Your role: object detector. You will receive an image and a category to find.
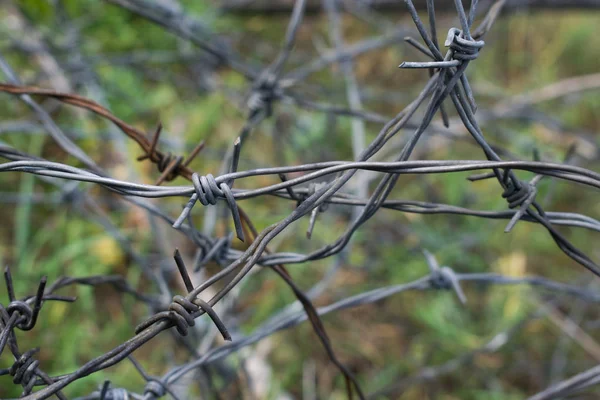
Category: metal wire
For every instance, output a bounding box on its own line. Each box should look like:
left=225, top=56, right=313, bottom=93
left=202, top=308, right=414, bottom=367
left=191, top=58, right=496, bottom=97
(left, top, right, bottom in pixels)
left=0, top=0, right=599, bottom=398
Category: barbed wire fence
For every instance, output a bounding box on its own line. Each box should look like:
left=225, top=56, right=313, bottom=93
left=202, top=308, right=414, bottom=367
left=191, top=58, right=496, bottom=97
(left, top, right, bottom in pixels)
left=1, top=0, right=599, bottom=398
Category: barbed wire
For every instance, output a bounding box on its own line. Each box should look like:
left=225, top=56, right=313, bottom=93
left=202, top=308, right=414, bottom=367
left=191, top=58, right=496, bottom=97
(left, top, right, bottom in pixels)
left=1, top=0, right=599, bottom=398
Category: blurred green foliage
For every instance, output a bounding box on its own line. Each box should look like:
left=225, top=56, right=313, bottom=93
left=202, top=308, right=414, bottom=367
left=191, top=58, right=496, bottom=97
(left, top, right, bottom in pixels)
left=0, top=1, right=599, bottom=398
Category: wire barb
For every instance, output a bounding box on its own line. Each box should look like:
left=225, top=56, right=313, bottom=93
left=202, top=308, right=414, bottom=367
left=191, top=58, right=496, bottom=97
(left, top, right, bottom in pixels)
left=136, top=122, right=206, bottom=185
left=173, top=172, right=245, bottom=242
left=135, top=295, right=231, bottom=341
left=135, top=252, right=231, bottom=340
left=144, top=379, right=168, bottom=399
left=424, top=250, right=467, bottom=305
left=502, top=177, right=539, bottom=232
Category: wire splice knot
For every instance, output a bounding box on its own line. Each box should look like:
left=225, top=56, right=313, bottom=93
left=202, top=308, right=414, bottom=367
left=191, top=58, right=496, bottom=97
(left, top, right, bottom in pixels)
left=8, top=348, right=40, bottom=394
left=173, top=173, right=244, bottom=242
left=424, top=250, right=467, bottom=305
left=136, top=250, right=231, bottom=340
left=144, top=379, right=167, bottom=399
left=1, top=269, right=56, bottom=332
left=502, top=177, right=538, bottom=233
left=5, top=301, right=34, bottom=330
left=137, top=123, right=206, bottom=185
left=248, top=71, right=282, bottom=118
left=444, top=28, right=484, bottom=62
left=135, top=295, right=231, bottom=341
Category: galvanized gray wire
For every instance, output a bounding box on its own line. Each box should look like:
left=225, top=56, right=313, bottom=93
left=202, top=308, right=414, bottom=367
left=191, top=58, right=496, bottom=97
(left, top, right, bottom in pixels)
left=1, top=0, right=599, bottom=398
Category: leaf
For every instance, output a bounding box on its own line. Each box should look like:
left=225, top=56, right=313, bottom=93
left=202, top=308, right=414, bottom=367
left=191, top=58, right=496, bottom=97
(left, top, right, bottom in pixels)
left=494, top=252, right=527, bottom=277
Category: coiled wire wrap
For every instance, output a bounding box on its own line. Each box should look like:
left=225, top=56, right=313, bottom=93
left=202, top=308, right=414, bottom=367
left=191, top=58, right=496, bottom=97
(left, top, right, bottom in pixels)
left=444, top=27, right=484, bottom=61
left=2, top=301, right=32, bottom=328
left=173, top=173, right=244, bottom=242
left=107, top=388, right=129, bottom=400
left=429, top=266, right=467, bottom=305
left=7, top=348, right=40, bottom=395
left=143, top=379, right=167, bottom=399
left=135, top=295, right=231, bottom=341
left=424, top=250, right=467, bottom=305
left=501, top=171, right=539, bottom=232
left=155, top=152, right=184, bottom=183
left=247, top=71, right=281, bottom=118
left=503, top=179, right=537, bottom=209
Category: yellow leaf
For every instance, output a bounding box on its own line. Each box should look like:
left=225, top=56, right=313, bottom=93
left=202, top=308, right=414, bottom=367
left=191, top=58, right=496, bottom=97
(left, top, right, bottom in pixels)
left=91, top=237, right=125, bottom=268
left=494, top=251, right=527, bottom=277
left=494, top=252, right=528, bottom=320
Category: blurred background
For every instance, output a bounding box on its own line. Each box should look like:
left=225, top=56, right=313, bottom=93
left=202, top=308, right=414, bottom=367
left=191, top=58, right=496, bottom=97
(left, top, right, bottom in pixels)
left=0, top=0, right=599, bottom=398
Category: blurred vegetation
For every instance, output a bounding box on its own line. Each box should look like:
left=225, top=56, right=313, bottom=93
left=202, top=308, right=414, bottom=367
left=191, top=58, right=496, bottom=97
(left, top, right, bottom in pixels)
left=0, top=0, right=599, bottom=398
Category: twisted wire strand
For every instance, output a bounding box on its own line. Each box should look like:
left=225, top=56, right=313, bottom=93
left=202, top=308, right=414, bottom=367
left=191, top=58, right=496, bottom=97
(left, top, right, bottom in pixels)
left=1, top=152, right=599, bottom=273
left=151, top=259, right=600, bottom=388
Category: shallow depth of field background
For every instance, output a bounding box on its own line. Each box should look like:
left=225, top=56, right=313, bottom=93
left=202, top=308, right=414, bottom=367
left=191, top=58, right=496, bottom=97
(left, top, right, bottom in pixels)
left=0, top=1, right=599, bottom=398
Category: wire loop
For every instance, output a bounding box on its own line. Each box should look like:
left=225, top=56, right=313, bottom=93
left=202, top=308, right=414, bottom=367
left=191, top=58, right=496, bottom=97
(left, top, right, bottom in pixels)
left=5, top=301, right=34, bottom=330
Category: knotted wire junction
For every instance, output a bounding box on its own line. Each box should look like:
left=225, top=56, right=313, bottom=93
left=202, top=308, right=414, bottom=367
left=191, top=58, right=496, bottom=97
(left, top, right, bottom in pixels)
left=424, top=250, right=467, bottom=305
left=135, top=250, right=231, bottom=341
left=1, top=268, right=76, bottom=353
left=143, top=380, right=167, bottom=400
left=173, top=172, right=244, bottom=242
left=136, top=123, right=206, bottom=186
left=247, top=70, right=283, bottom=119
left=4, top=349, right=40, bottom=396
